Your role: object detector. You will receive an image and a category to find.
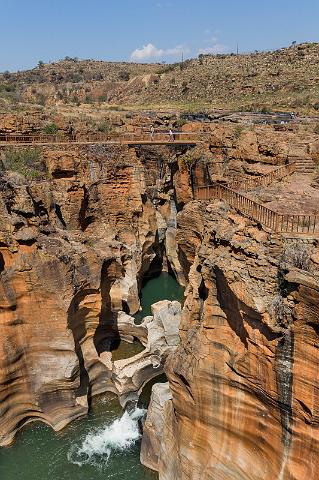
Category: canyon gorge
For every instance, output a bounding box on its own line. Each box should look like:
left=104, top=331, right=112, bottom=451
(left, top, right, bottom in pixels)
left=0, top=116, right=319, bottom=480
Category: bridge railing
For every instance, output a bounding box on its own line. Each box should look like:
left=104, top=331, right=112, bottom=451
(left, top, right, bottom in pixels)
left=194, top=183, right=318, bottom=234
left=229, top=164, right=295, bottom=191
left=0, top=134, right=81, bottom=143
left=0, top=131, right=207, bottom=144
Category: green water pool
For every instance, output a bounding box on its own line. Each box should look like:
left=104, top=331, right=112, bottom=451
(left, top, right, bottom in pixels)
left=0, top=394, right=157, bottom=480
left=0, top=272, right=184, bottom=480
left=134, top=271, right=185, bottom=324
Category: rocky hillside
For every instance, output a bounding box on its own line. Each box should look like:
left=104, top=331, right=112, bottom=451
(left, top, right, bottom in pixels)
left=1, top=43, right=319, bottom=113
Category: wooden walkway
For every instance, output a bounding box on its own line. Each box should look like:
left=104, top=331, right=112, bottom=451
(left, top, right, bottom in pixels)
left=195, top=182, right=318, bottom=236
left=0, top=132, right=202, bottom=146
left=229, top=164, right=295, bottom=191
left=3, top=130, right=316, bottom=235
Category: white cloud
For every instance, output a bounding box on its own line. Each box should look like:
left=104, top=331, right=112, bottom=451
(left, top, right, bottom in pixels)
left=200, top=30, right=226, bottom=55
left=209, top=36, right=218, bottom=44
left=198, top=43, right=229, bottom=55
left=130, top=43, right=189, bottom=62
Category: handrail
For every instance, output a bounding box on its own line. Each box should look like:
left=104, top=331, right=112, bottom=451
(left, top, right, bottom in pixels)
left=229, top=164, right=295, bottom=191
left=194, top=183, right=318, bottom=234
left=0, top=132, right=205, bottom=144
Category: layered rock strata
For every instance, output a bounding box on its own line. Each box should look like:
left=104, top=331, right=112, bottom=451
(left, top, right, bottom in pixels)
left=0, top=143, right=185, bottom=446
left=1, top=124, right=319, bottom=480
left=142, top=199, right=319, bottom=480
left=113, top=300, right=181, bottom=406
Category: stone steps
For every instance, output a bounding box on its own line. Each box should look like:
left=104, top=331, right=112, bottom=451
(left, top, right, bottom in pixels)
left=293, top=159, right=316, bottom=173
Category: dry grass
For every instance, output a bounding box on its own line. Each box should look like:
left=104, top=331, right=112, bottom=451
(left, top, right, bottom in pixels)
left=1, top=43, right=319, bottom=114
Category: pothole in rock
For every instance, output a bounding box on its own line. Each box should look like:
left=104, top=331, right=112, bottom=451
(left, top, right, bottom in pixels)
left=134, top=271, right=185, bottom=325
left=111, top=339, right=145, bottom=362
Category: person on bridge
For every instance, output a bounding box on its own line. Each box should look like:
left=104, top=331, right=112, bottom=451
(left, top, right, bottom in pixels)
left=67, top=121, right=75, bottom=141
left=150, top=124, right=155, bottom=141
left=169, top=129, right=175, bottom=142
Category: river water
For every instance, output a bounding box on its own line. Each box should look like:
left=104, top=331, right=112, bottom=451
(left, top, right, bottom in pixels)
left=134, top=271, right=184, bottom=324
left=0, top=272, right=184, bottom=480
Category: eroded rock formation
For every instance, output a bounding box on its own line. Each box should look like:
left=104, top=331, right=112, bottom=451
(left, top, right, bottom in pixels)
left=113, top=300, right=181, bottom=405
left=142, top=200, right=319, bottom=480
left=1, top=121, right=319, bottom=480
left=0, top=142, right=185, bottom=446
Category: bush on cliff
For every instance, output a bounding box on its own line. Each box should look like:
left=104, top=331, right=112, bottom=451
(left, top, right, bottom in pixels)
left=97, top=120, right=113, bottom=133
left=43, top=122, right=59, bottom=135
left=280, top=241, right=311, bottom=271
left=3, top=147, right=46, bottom=179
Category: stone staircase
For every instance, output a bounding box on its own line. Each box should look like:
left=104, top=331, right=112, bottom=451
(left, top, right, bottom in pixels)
left=292, top=158, right=316, bottom=174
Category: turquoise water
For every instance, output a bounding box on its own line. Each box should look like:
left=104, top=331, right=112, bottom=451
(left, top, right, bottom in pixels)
left=135, top=272, right=185, bottom=324
left=0, top=395, right=157, bottom=480
left=0, top=272, right=184, bottom=480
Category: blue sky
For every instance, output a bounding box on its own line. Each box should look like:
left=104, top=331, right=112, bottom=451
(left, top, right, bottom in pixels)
left=1, top=0, right=318, bottom=71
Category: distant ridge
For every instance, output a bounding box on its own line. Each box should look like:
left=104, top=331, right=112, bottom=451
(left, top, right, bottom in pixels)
left=1, top=43, right=318, bottom=113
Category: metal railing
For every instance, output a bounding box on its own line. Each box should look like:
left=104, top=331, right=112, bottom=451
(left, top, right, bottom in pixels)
left=194, top=183, right=318, bottom=234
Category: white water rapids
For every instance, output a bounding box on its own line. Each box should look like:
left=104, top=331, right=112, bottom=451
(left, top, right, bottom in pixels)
left=68, top=407, right=146, bottom=468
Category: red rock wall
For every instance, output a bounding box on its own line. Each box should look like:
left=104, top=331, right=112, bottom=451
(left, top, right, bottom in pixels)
left=0, top=144, right=186, bottom=445
left=158, top=201, right=319, bottom=480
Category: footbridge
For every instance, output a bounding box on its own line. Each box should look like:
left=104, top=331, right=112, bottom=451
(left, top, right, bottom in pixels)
left=2, top=131, right=316, bottom=236
left=0, top=132, right=206, bottom=146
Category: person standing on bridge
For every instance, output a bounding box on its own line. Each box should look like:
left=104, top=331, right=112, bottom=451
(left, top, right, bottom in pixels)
left=169, top=129, right=175, bottom=142
left=150, top=124, right=155, bottom=141
left=67, top=121, right=75, bottom=141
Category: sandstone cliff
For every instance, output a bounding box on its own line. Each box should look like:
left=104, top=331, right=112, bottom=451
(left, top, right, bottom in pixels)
left=142, top=199, right=319, bottom=480
left=1, top=124, right=319, bottom=480
left=0, top=142, right=188, bottom=446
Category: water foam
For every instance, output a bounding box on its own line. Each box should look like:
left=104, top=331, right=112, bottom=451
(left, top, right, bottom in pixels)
left=68, top=407, right=145, bottom=468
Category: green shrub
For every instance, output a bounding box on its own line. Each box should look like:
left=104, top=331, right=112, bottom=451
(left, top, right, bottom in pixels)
left=181, top=149, right=199, bottom=168
left=98, top=94, right=108, bottom=103
left=64, top=56, right=79, bottom=62
left=260, top=106, right=272, bottom=114
left=0, top=83, right=16, bottom=93
left=37, top=94, right=47, bottom=106
left=234, top=125, right=244, bottom=139
left=97, top=120, right=112, bottom=133
left=174, top=118, right=187, bottom=128
left=292, top=95, right=311, bottom=108
left=71, top=95, right=81, bottom=105
left=70, top=73, right=83, bottom=83
left=3, top=147, right=46, bottom=179
left=119, top=70, right=130, bottom=81
left=43, top=123, right=58, bottom=135
left=159, top=64, right=175, bottom=74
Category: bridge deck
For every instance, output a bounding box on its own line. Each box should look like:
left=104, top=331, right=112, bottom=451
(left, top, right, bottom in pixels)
left=0, top=140, right=198, bottom=147
left=0, top=132, right=204, bottom=147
